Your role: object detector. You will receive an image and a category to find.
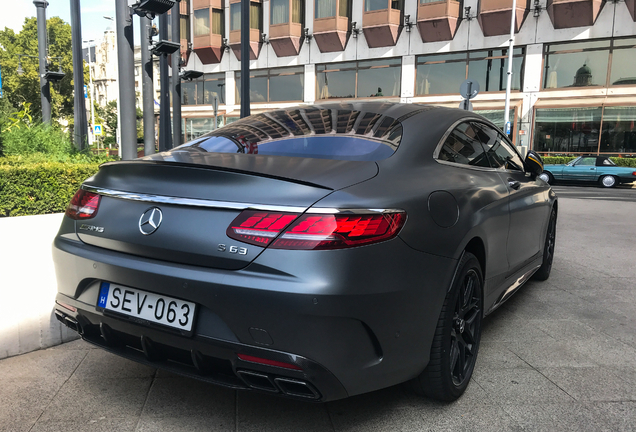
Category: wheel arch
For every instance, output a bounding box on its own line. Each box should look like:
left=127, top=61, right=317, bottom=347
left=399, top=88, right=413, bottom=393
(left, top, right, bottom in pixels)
left=464, top=237, right=486, bottom=277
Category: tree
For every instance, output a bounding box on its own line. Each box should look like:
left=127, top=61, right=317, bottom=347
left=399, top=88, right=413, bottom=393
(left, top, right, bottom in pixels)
left=0, top=16, right=88, bottom=125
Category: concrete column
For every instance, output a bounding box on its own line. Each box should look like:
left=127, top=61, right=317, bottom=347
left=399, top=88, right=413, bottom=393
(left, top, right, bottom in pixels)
left=304, top=64, right=315, bottom=103
left=401, top=55, right=416, bottom=98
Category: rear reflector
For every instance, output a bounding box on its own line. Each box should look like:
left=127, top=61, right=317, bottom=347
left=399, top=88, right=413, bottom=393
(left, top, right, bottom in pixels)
left=65, top=189, right=101, bottom=220
left=227, top=210, right=406, bottom=250
left=55, top=300, right=77, bottom=312
left=237, top=353, right=303, bottom=371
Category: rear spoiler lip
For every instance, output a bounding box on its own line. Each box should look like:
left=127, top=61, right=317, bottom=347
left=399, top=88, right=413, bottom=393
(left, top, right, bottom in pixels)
left=99, top=159, right=334, bottom=191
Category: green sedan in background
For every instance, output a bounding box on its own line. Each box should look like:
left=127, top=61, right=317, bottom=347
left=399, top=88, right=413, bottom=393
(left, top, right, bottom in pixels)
left=539, top=156, right=636, bottom=188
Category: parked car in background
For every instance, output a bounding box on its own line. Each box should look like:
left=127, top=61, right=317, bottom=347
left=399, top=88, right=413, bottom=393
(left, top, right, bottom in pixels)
left=53, top=103, right=557, bottom=403
left=539, top=155, right=636, bottom=188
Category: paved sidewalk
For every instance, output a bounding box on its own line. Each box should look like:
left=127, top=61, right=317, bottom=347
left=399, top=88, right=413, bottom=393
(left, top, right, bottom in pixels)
left=1, top=197, right=635, bottom=431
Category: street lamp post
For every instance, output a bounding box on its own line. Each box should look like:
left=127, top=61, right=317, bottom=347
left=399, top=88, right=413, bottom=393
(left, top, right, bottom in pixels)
left=84, top=39, right=96, bottom=146
left=70, top=0, right=88, bottom=150
left=33, top=0, right=51, bottom=125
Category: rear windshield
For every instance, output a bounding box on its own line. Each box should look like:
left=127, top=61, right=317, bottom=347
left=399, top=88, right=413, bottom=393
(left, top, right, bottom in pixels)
left=177, top=108, right=403, bottom=162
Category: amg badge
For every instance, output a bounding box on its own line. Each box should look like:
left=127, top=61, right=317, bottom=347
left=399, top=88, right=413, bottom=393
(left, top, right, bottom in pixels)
left=79, top=224, right=104, bottom=233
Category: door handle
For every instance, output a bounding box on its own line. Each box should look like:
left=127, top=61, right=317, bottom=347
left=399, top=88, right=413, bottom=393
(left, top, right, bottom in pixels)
left=508, top=180, right=521, bottom=190
left=590, top=168, right=595, bottom=170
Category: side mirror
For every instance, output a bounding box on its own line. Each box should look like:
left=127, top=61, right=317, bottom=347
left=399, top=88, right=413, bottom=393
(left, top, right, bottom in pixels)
left=525, top=150, right=544, bottom=178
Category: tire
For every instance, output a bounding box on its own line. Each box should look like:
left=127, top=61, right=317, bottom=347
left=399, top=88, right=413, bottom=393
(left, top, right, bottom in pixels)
left=532, top=208, right=557, bottom=281
left=539, top=171, right=554, bottom=185
left=411, top=252, right=483, bottom=401
left=599, top=175, right=617, bottom=188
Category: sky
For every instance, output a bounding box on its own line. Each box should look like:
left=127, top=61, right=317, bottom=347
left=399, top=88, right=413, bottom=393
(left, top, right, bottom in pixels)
left=0, top=0, right=138, bottom=47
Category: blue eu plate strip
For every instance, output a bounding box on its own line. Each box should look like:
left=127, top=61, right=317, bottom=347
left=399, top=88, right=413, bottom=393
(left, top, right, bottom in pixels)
left=98, top=282, right=110, bottom=308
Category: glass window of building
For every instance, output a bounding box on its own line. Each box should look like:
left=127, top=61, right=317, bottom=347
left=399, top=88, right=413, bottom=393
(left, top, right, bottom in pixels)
left=365, top=0, right=387, bottom=11
left=315, top=0, right=337, bottom=18
left=542, top=40, right=610, bottom=89
left=194, top=9, right=210, bottom=36
left=271, top=0, right=289, bottom=24
left=533, top=107, right=602, bottom=153
left=468, top=48, right=524, bottom=92
left=181, top=73, right=225, bottom=106
left=416, top=49, right=524, bottom=96
left=231, top=2, right=262, bottom=30
left=600, top=106, right=636, bottom=153
left=292, top=0, right=303, bottom=22
left=212, top=9, right=224, bottom=34
left=317, top=59, right=402, bottom=100
left=610, top=38, right=636, bottom=86
left=204, top=74, right=226, bottom=105
left=236, top=67, right=304, bottom=103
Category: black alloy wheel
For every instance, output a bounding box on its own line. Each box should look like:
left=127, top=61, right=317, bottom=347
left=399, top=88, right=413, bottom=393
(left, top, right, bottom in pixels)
left=532, top=208, right=557, bottom=281
left=412, top=252, right=483, bottom=401
left=450, top=268, right=482, bottom=386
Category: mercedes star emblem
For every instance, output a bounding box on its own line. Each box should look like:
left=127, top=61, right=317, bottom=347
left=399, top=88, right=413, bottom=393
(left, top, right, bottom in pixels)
left=139, top=207, right=163, bottom=235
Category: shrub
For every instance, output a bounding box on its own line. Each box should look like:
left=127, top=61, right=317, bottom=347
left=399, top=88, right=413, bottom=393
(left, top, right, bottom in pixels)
left=1, top=123, right=75, bottom=157
left=0, top=161, right=101, bottom=217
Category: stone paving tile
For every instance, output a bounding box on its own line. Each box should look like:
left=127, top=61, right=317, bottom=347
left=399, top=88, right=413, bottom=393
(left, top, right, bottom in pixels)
left=0, top=377, right=68, bottom=421
left=140, top=376, right=235, bottom=419
left=505, top=339, right=597, bottom=368
left=538, top=367, right=636, bottom=402
left=571, top=335, right=636, bottom=368
left=38, top=377, right=153, bottom=422
left=30, top=418, right=138, bottom=432
left=586, top=402, right=636, bottom=432
left=70, top=349, right=156, bottom=380
left=500, top=402, right=618, bottom=432
left=0, top=347, right=87, bottom=381
left=49, top=339, right=96, bottom=351
left=238, top=391, right=333, bottom=432
left=136, top=416, right=235, bottom=432
left=472, top=368, right=574, bottom=406
left=481, top=313, right=554, bottom=343
left=475, top=342, right=532, bottom=370
left=528, top=319, right=602, bottom=341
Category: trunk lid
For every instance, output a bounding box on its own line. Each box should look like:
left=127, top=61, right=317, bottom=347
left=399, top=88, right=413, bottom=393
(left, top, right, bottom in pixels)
left=75, top=156, right=377, bottom=270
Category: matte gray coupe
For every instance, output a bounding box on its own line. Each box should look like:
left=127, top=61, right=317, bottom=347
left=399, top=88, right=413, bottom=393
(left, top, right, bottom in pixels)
left=53, top=103, right=557, bottom=402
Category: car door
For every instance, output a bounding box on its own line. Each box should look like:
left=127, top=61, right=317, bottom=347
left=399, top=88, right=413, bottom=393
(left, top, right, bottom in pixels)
left=472, top=122, right=550, bottom=273
left=562, top=156, right=597, bottom=181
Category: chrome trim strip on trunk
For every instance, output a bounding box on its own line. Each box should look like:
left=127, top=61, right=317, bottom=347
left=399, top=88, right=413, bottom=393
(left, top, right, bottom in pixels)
left=81, top=185, right=308, bottom=213
left=81, top=185, right=404, bottom=215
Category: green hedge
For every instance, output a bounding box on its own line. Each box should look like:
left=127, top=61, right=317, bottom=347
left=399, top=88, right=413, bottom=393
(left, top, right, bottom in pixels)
left=0, top=162, right=101, bottom=217
left=543, top=156, right=636, bottom=168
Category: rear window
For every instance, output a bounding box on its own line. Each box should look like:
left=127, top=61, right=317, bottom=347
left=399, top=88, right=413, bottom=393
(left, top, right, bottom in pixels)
left=177, top=108, right=403, bottom=162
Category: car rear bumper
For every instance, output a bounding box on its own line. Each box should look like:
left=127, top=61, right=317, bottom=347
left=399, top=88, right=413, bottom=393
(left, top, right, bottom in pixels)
left=53, top=234, right=456, bottom=401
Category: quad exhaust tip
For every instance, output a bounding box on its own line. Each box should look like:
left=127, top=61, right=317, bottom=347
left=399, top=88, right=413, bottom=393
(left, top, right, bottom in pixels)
left=237, top=370, right=320, bottom=399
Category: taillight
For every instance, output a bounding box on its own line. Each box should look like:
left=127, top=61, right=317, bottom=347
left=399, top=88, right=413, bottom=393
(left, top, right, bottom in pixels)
left=226, top=211, right=299, bottom=246
left=227, top=210, right=406, bottom=250
left=65, top=189, right=101, bottom=220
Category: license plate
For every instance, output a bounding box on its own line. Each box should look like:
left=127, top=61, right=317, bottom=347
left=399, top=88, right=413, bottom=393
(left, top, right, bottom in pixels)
left=97, top=282, right=196, bottom=332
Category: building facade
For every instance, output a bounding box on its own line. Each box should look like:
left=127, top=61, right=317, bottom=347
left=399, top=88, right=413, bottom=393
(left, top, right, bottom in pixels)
left=177, top=0, right=636, bottom=156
